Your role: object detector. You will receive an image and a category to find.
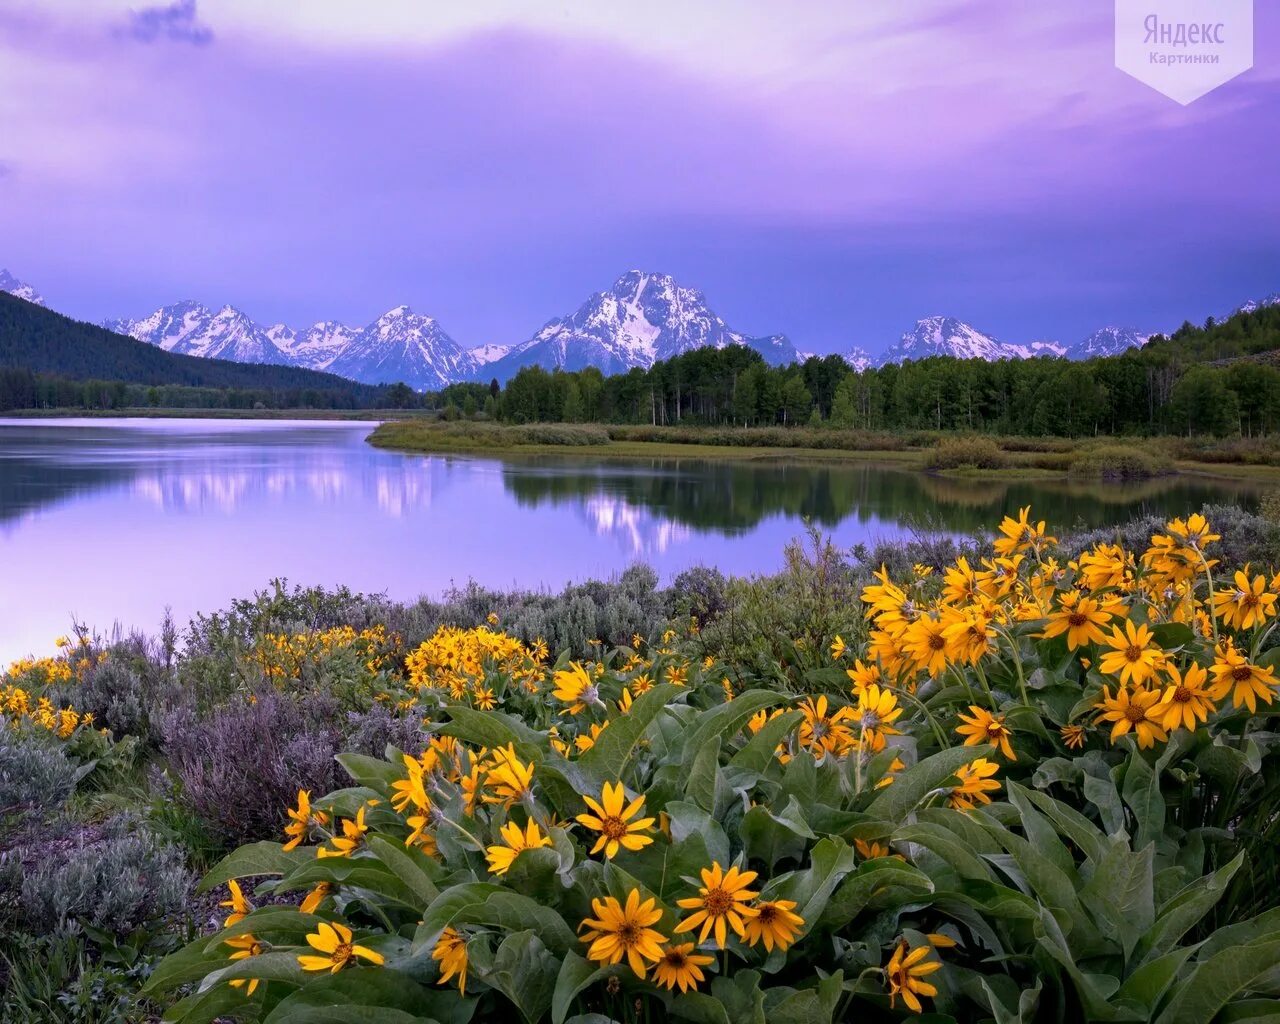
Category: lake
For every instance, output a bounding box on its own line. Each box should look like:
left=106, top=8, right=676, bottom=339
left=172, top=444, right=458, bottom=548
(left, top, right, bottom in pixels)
left=0, top=418, right=1263, bottom=661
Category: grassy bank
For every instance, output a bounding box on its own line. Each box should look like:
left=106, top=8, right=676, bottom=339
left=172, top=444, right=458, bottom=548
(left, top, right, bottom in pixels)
left=368, top=420, right=1280, bottom=481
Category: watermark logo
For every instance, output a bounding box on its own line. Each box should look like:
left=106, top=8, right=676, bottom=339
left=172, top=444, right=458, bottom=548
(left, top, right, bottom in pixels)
left=1115, top=0, right=1253, bottom=104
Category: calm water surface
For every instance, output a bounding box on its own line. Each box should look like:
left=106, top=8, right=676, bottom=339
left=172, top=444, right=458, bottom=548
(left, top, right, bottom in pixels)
left=0, top=418, right=1262, bottom=660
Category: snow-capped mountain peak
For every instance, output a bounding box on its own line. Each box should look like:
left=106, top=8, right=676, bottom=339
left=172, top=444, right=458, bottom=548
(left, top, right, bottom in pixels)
left=1067, top=326, right=1151, bottom=359
left=0, top=268, right=46, bottom=306
left=1235, top=293, right=1280, bottom=316
left=842, top=347, right=873, bottom=371
left=105, top=300, right=290, bottom=365
left=882, top=316, right=1008, bottom=363
left=485, top=270, right=799, bottom=381
left=324, top=305, right=475, bottom=390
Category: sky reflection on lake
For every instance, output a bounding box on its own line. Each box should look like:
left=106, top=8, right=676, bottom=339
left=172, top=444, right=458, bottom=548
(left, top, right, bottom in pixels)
left=0, top=419, right=1262, bottom=661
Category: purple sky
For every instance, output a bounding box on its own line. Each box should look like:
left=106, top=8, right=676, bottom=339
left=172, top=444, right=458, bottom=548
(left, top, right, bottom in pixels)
left=1, top=0, right=1278, bottom=355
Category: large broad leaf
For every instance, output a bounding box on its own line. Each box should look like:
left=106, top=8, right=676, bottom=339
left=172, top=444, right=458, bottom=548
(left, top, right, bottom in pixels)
left=279, top=856, right=422, bottom=909
left=551, top=952, right=617, bottom=1024
left=685, top=735, right=722, bottom=812
left=772, top=837, right=858, bottom=935
left=261, top=968, right=444, bottom=1024
left=1033, top=908, right=1133, bottom=1022
left=817, top=858, right=934, bottom=928
left=198, top=841, right=313, bottom=893
left=664, top=800, right=731, bottom=867
left=161, top=981, right=263, bottom=1024
left=143, top=935, right=234, bottom=996
left=707, top=970, right=768, bottom=1024
left=417, top=883, right=577, bottom=954
left=1139, top=853, right=1243, bottom=961
left=892, top=822, right=994, bottom=882
left=729, top=710, right=801, bottom=772
left=438, top=705, right=545, bottom=754
left=988, top=826, right=1105, bottom=956
left=336, top=752, right=412, bottom=792
left=478, top=930, right=560, bottom=1024
left=1079, top=839, right=1155, bottom=960
left=367, top=835, right=441, bottom=908
left=1152, top=940, right=1280, bottom=1024
left=1117, top=947, right=1195, bottom=1014
left=1005, top=782, right=1073, bottom=874
left=864, top=744, right=993, bottom=827
left=1020, top=787, right=1106, bottom=866
left=678, top=690, right=786, bottom=774
left=760, top=971, right=843, bottom=1024
left=741, top=796, right=816, bottom=871
left=577, top=683, right=679, bottom=782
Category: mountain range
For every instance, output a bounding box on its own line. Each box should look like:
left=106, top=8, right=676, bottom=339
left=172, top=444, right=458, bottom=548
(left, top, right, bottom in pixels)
left=3, top=267, right=1277, bottom=390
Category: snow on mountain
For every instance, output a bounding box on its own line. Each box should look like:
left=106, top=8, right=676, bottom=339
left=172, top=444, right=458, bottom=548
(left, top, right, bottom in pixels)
left=325, top=306, right=477, bottom=390
left=1234, top=293, right=1280, bottom=316
left=481, top=270, right=799, bottom=382
left=842, top=347, right=874, bottom=371
left=1066, top=326, right=1151, bottom=359
left=468, top=343, right=511, bottom=367
left=0, top=268, right=45, bottom=306
left=880, top=316, right=1011, bottom=364
left=269, top=320, right=362, bottom=370
left=104, top=301, right=292, bottom=365
left=1008, top=339, right=1068, bottom=358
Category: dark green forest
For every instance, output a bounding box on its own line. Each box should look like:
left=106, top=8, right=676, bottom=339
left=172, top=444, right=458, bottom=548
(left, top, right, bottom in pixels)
left=488, top=307, right=1280, bottom=437
left=0, top=293, right=386, bottom=410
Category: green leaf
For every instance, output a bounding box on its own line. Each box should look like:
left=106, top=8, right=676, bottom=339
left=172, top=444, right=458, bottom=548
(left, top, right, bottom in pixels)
left=1153, top=940, right=1280, bottom=1024
left=551, top=952, right=615, bottom=1024
left=142, top=935, right=231, bottom=996
left=1117, top=947, right=1194, bottom=1012
left=336, top=752, right=411, bottom=792
left=865, top=745, right=993, bottom=826
left=685, top=735, right=721, bottom=812
left=679, top=690, right=785, bottom=774
left=1121, top=746, right=1167, bottom=852
left=664, top=800, right=731, bottom=867
left=438, top=704, right=545, bottom=754
left=760, top=971, right=843, bottom=1024
left=417, top=883, right=578, bottom=955
left=771, top=836, right=858, bottom=934
left=1151, top=623, right=1195, bottom=650
left=741, top=796, right=815, bottom=871
left=199, top=841, right=313, bottom=893
left=279, top=856, right=422, bottom=908
left=577, top=683, right=679, bottom=782
left=1140, top=852, right=1243, bottom=961
left=1080, top=839, right=1155, bottom=960
left=480, top=930, right=559, bottom=1024
left=366, top=836, right=440, bottom=909
left=261, top=967, right=442, bottom=1024
left=730, top=710, right=801, bottom=772
left=816, top=858, right=933, bottom=928
left=892, top=822, right=994, bottom=882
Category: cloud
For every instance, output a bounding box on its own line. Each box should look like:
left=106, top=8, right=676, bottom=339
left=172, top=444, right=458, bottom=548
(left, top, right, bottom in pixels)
left=121, top=0, right=212, bottom=46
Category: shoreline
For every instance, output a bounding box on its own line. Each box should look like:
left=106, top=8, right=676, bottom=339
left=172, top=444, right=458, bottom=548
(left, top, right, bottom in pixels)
left=367, top=421, right=1280, bottom=486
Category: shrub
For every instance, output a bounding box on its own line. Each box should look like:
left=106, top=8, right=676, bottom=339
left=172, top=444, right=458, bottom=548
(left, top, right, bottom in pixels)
left=2, top=816, right=189, bottom=936
left=51, top=633, right=181, bottom=747
left=0, top=729, right=84, bottom=816
left=160, top=693, right=347, bottom=849
left=1066, top=443, right=1172, bottom=479
left=922, top=435, right=1007, bottom=470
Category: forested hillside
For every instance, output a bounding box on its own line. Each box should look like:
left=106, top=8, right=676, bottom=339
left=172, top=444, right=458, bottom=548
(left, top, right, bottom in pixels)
left=489, top=306, right=1280, bottom=437
left=0, top=293, right=386, bottom=408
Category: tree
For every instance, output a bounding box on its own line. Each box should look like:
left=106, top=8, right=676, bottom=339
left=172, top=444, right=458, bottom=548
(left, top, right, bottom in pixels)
left=829, top=375, right=857, bottom=428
